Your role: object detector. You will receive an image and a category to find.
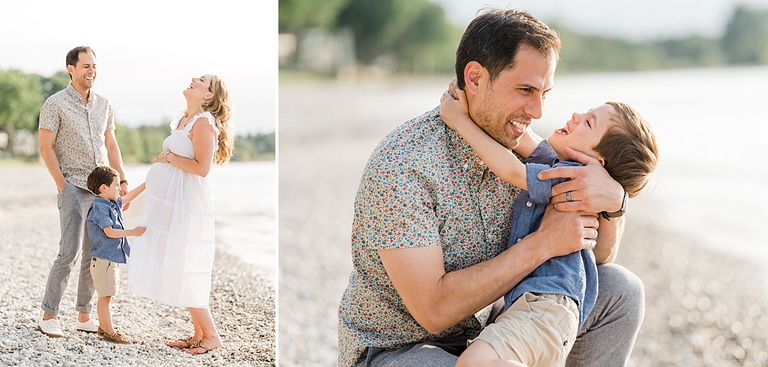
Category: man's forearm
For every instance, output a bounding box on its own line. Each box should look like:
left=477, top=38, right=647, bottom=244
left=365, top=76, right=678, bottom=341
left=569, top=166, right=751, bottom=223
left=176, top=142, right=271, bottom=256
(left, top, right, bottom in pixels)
left=40, top=146, right=65, bottom=189
left=380, top=235, right=551, bottom=334
left=434, top=236, right=551, bottom=324
left=106, top=146, right=126, bottom=181
left=594, top=216, right=624, bottom=264
left=105, top=130, right=127, bottom=181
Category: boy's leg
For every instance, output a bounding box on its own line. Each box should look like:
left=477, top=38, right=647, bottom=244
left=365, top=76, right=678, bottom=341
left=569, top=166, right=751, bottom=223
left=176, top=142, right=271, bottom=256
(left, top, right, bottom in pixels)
left=41, top=183, right=90, bottom=317
left=91, top=257, right=118, bottom=333
left=565, top=264, right=645, bottom=367
left=462, top=293, right=578, bottom=367
left=456, top=339, right=527, bottom=367
left=96, top=296, right=113, bottom=334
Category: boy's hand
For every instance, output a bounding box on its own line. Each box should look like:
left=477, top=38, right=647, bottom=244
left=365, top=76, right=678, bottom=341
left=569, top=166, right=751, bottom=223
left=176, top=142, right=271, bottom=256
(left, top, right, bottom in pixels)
left=439, top=80, right=471, bottom=130
left=130, top=226, right=147, bottom=237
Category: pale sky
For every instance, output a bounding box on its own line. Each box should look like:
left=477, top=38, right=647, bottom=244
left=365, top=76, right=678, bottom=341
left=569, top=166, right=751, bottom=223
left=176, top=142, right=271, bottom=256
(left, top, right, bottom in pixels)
left=430, top=0, right=768, bottom=40
left=0, top=0, right=277, bottom=134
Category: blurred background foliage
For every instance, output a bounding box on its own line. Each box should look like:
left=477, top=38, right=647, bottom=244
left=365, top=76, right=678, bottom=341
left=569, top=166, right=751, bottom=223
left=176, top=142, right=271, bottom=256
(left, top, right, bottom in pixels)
left=278, top=0, right=768, bottom=76
left=3, top=2, right=768, bottom=160
left=0, top=70, right=274, bottom=162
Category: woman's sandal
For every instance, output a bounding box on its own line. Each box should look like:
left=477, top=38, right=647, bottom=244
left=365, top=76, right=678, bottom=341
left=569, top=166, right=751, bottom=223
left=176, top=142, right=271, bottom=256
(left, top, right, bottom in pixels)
left=185, top=339, right=214, bottom=355
left=168, top=336, right=199, bottom=349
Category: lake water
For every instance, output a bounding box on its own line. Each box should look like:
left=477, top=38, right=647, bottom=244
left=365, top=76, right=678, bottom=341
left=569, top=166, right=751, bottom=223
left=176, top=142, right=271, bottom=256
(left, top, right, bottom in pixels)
left=124, top=161, right=276, bottom=283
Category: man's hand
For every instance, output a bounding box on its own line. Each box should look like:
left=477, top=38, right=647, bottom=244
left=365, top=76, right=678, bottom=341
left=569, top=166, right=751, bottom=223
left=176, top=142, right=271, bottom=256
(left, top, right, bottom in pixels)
left=120, top=182, right=131, bottom=211
left=532, top=204, right=600, bottom=257
left=538, top=147, right=624, bottom=213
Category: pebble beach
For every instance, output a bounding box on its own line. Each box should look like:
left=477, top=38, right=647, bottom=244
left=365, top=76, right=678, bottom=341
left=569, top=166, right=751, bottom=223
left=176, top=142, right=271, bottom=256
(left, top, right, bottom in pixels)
left=0, top=164, right=275, bottom=366
left=278, top=77, right=768, bottom=367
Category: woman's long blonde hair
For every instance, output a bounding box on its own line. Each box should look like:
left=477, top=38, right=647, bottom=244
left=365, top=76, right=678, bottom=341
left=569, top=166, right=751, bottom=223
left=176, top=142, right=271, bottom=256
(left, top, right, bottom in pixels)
left=201, top=74, right=235, bottom=165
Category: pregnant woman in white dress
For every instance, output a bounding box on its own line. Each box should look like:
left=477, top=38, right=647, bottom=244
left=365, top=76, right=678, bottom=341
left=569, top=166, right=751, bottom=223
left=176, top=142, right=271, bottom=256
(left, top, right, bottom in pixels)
left=128, top=74, right=234, bottom=354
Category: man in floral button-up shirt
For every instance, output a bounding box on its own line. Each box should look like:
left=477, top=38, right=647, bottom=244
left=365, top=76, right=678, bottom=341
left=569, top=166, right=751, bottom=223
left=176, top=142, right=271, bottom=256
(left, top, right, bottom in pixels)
left=37, top=46, right=130, bottom=338
left=339, top=9, right=644, bottom=367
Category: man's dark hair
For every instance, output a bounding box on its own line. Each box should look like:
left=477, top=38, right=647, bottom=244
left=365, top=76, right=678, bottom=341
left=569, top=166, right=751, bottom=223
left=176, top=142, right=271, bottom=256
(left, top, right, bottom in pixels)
left=454, top=8, right=561, bottom=89
left=65, top=46, right=96, bottom=80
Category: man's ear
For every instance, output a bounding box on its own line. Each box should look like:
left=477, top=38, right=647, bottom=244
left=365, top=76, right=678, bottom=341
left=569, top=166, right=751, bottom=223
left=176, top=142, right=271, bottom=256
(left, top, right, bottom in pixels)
left=98, top=183, right=107, bottom=195
left=463, top=61, right=484, bottom=96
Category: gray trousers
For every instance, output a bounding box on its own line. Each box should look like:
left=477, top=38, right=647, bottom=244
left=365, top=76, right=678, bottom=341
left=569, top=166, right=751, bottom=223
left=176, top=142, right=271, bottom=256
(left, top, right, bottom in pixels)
left=41, top=182, right=96, bottom=315
left=356, top=263, right=645, bottom=367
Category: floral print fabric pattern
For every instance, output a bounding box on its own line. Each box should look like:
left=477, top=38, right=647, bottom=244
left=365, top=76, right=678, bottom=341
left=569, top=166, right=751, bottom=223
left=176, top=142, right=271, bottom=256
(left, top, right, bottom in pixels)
left=338, top=107, right=520, bottom=367
left=39, top=83, right=115, bottom=190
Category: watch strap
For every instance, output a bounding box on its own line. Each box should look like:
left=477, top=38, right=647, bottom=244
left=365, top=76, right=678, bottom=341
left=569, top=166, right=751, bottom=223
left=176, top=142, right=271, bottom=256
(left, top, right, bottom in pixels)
left=600, top=190, right=628, bottom=220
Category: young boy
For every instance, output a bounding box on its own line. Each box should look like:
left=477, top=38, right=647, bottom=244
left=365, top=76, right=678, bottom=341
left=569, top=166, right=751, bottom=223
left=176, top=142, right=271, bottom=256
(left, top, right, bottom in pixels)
left=439, top=84, right=659, bottom=366
left=85, top=166, right=147, bottom=344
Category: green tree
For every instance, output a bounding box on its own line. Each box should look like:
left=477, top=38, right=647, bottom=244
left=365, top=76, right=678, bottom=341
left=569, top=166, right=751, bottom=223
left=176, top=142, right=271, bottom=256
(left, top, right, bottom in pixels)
left=335, top=0, right=453, bottom=69
left=657, top=36, right=725, bottom=68
left=41, top=71, right=71, bottom=101
left=0, top=70, right=43, bottom=155
left=279, top=0, right=350, bottom=32
left=389, top=1, right=457, bottom=73
left=232, top=132, right=276, bottom=161
left=723, top=6, right=768, bottom=65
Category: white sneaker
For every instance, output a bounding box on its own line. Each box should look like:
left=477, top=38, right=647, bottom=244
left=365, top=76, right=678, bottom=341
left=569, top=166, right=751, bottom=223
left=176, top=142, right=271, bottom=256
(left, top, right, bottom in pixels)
left=38, top=318, right=64, bottom=338
left=75, top=319, right=99, bottom=333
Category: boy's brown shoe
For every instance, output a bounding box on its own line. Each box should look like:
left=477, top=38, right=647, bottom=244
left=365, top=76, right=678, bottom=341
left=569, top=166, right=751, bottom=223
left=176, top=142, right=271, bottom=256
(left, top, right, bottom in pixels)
left=103, top=331, right=131, bottom=344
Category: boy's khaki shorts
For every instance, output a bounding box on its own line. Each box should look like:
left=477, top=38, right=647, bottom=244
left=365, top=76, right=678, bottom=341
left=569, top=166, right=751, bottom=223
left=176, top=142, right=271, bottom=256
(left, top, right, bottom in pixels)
left=471, top=292, right=579, bottom=366
left=90, top=257, right=119, bottom=297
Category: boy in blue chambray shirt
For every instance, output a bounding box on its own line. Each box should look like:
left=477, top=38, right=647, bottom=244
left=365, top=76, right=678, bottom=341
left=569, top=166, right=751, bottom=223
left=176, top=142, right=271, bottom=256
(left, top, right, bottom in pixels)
left=440, top=83, right=659, bottom=367
left=85, top=166, right=146, bottom=344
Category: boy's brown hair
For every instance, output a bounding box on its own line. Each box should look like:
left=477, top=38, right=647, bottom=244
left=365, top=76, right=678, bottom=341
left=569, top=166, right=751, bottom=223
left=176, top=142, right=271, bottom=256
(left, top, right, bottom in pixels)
left=87, top=166, right=119, bottom=195
left=593, top=102, right=659, bottom=198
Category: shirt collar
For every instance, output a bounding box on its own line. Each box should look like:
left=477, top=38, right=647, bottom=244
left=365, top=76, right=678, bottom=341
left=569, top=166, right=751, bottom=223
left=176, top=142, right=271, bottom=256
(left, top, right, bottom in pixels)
left=94, top=196, right=117, bottom=208
left=65, top=83, right=91, bottom=105
left=434, top=106, right=487, bottom=173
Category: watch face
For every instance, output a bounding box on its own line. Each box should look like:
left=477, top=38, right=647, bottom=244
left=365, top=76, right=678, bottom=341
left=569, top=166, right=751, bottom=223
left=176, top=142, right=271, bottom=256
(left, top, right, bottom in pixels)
left=620, top=191, right=629, bottom=212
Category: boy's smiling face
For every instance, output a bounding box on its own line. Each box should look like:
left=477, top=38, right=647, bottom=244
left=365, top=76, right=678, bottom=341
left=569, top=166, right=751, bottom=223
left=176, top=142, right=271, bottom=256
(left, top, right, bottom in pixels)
left=546, top=103, right=618, bottom=164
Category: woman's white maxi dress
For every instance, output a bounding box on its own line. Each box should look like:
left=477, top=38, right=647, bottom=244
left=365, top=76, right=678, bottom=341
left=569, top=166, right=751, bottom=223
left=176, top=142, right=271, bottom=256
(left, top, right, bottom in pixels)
left=128, top=111, right=218, bottom=308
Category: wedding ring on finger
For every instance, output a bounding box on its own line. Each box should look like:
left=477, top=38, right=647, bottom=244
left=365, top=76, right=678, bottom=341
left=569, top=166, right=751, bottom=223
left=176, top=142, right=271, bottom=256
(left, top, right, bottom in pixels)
left=566, top=191, right=573, bottom=202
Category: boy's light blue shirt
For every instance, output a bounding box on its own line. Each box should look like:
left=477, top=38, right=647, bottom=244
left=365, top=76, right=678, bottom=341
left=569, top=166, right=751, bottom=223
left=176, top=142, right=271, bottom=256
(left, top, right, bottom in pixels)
left=504, top=140, right=598, bottom=327
left=86, top=196, right=130, bottom=264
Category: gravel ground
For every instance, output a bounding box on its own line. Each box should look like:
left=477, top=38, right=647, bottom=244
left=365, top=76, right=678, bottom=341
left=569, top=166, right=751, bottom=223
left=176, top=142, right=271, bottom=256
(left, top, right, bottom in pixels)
left=0, top=164, right=275, bottom=367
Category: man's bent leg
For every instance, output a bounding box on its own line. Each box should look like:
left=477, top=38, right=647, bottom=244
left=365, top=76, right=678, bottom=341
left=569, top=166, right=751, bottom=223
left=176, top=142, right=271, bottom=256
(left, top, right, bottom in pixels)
left=565, top=263, right=645, bottom=367
left=356, top=334, right=471, bottom=367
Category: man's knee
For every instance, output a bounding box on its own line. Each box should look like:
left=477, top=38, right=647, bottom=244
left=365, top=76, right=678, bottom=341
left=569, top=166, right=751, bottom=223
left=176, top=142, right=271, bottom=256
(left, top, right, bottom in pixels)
left=598, top=263, right=645, bottom=328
